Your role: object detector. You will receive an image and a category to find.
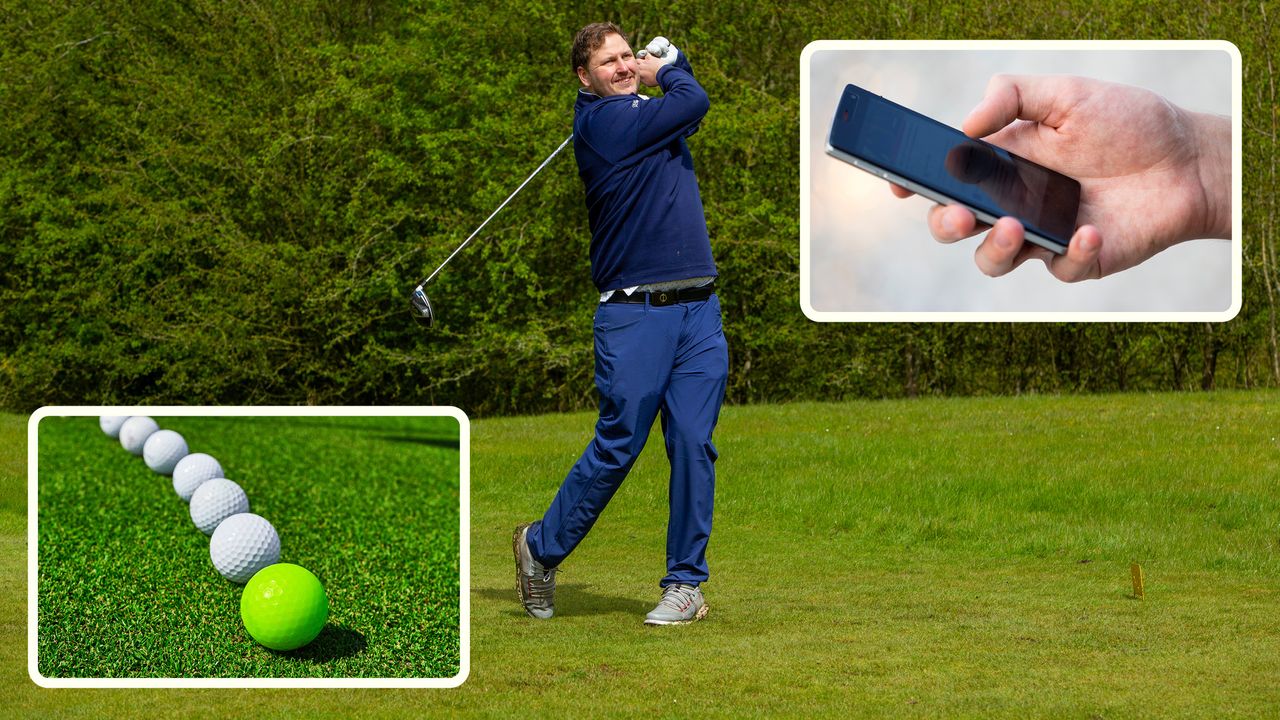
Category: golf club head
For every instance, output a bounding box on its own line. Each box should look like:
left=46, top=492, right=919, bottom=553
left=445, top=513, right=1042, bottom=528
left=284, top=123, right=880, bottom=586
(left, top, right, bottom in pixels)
left=410, top=286, right=434, bottom=327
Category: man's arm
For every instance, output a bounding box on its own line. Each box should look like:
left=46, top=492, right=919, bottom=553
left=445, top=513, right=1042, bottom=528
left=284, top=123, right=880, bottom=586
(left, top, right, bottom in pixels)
left=637, top=61, right=708, bottom=144
left=660, top=53, right=702, bottom=139
left=579, top=44, right=708, bottom=166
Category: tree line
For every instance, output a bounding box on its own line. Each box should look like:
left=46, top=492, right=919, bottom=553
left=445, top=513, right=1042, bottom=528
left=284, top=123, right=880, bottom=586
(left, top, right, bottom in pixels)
left=1, top=1, right=1276, bottom=415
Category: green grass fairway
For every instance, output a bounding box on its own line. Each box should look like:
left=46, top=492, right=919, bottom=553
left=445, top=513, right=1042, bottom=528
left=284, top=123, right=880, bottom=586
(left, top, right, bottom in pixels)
left=4, top=392, right=1279, bottom=716
left=34, top=415, right=461, bottom=680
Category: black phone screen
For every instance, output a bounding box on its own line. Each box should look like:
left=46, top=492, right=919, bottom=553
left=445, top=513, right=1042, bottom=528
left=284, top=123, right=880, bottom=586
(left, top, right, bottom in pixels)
left=828, top=84, right=1081, bottom=249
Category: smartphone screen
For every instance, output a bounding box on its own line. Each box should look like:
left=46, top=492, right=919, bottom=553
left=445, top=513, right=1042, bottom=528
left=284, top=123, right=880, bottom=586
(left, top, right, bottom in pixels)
left=826, top=83, right=1081, bottom=253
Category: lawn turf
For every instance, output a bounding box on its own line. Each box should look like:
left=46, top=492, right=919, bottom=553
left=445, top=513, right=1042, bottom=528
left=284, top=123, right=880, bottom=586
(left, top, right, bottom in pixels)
left=2, top=391, right=1279, bottom=716
left=34, top=415, right=461, bottom=679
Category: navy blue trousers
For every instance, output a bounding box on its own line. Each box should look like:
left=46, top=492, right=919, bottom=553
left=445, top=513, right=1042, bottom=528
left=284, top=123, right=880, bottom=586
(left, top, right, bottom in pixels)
left=527, top=294, right=729, bottom=587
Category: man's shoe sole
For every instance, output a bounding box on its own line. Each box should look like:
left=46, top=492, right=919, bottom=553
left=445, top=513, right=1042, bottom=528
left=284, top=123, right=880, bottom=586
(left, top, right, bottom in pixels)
left=643, top=603, right=710, bottom=626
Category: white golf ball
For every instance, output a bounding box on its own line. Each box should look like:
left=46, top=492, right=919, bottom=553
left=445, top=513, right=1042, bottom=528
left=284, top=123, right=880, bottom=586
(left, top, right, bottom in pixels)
left=118, top=416, right=159, bottom=455
left=143, top=430, right=188, bottom=475
left=209, top=513, right=281, bottom=583
left=99, top=416, right=130, bottom=438
left=172, top=453, right=224, bottom=502
left=189, top=478, right=250, bottom=535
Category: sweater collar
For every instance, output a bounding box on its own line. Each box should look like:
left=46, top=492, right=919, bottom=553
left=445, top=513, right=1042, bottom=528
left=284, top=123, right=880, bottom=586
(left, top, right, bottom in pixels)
left=575, top=87, right=640, bottom=111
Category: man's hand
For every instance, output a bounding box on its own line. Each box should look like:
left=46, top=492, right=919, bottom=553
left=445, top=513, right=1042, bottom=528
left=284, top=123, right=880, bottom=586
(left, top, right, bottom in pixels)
left=891, top=74, right=1231, bottom=281
left=638, top=36, right=680, bottom=65
left=636, top=36, right=679, bottom=87
left=636, top=52, right=665, bottom=88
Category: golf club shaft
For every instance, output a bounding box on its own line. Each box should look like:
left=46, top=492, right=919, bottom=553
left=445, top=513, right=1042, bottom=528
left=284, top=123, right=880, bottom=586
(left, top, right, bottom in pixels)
left=416, top=133, right=574, bottom=290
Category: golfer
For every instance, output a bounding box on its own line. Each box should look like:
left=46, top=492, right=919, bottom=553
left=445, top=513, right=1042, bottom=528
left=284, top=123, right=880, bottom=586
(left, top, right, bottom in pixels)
left=514, top=22, right=728, bottom=626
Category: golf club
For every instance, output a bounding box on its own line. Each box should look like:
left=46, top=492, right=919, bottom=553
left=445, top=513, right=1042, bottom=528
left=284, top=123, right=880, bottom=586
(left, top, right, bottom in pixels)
left=410, top=133, right=574, bottom=327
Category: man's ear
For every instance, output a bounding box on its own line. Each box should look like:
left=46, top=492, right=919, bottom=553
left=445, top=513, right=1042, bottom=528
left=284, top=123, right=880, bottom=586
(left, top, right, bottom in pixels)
left=576, top=66, right=590, bottom=89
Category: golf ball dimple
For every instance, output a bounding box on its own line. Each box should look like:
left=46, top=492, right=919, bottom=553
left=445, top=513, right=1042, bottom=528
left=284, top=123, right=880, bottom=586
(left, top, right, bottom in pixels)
left=240, top=563, right=329, bottom=651
left=210, top=513, right=281, bottom=583
left=99, top=416, right=130, bottom=438
left=118, top=416, right=159, bottom=455
left=143, top=429, right=188, bottom=475
left=172, top=453, right=224, bottom=501
left=189, top=478, right=250, bottom=535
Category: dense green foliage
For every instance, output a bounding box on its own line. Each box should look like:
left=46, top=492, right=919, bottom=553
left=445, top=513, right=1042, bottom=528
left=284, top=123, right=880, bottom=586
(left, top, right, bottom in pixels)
left=37, top=415, right=461, bottom=678
left=2, top=1, right=1278, bottom=414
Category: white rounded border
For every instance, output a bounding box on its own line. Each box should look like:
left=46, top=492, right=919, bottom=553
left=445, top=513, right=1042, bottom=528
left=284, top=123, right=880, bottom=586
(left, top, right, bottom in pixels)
left=28, top=405, right=471, bottom=689
left=799, top=39, right=1244, bottom=323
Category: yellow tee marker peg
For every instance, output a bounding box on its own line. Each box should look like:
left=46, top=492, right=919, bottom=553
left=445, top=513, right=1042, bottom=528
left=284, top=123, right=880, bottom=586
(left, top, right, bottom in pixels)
left=1130, top=563, right=1145, bottom=600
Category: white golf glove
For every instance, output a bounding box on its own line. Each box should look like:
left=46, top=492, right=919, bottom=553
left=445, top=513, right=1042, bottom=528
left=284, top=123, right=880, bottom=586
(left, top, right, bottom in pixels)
left=637, top=36, right=679, bottom=66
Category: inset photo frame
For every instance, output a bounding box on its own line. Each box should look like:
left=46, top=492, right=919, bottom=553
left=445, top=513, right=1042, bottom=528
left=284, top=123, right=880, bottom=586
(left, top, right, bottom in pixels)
left=800, top=40, right=1241, bottom=321
left=29, top=406, right=469, bottom=688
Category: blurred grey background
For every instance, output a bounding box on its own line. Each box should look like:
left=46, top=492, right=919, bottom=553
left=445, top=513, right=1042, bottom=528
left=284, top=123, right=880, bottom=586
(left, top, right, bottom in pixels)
left=805, top=48, right=1234, bottom=314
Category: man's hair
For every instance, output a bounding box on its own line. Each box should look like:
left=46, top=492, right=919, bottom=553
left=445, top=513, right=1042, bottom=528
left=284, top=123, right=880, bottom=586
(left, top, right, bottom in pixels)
left=572, top=22, right=625, bottom=73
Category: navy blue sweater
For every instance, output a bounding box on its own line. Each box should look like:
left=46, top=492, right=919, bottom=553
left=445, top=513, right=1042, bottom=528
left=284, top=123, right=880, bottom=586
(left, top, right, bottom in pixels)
left=573, top=56, right=717, bottom=291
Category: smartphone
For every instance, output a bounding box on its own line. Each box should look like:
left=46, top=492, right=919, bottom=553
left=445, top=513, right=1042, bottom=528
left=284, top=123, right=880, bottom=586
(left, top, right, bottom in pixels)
left=826, top=83, right=1081, bottom=254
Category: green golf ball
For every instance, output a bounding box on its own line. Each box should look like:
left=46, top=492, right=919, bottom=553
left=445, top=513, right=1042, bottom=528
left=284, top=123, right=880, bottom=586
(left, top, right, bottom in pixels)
left=240, top=563, right=329, bottom=651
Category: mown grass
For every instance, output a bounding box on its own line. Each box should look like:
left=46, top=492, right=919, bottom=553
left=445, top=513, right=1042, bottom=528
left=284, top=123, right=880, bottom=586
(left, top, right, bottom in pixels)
left=3, top=392, right=1279, bottom=717
left=33, top=415, right=461, bottom=679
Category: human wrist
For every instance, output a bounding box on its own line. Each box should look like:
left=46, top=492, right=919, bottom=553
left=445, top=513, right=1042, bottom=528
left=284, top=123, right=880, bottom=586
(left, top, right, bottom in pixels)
left=1190, top=109, right=1232, bottom=240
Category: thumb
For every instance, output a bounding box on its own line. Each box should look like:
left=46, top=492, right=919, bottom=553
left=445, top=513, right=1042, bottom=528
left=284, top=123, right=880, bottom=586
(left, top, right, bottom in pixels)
left=962, top=74, right=1081, bottom=139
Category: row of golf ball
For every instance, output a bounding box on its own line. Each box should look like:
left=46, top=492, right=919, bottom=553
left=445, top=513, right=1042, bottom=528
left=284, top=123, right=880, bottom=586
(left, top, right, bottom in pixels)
left=99, top=415, right=282, bottom=584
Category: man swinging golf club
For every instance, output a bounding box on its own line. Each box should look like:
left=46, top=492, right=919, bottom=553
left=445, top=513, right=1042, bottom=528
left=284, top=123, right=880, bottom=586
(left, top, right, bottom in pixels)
left=514, top=23, right=728, bottom=626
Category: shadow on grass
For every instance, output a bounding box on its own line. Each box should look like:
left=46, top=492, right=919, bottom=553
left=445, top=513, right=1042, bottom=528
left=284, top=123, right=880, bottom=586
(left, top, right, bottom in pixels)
left=373, top=434, right=460, bottom=451
left=280, top=625, right=367, bottom=663
left=245, top=419, right=459, bottom=450
left=476, top=583, right=653, bottom=618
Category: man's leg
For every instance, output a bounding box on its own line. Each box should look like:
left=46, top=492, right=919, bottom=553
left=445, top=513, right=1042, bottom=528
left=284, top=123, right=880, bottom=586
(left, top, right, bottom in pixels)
left=658, top=294, right=729, bottom=587
left=526, top=301, right=678, bottom=569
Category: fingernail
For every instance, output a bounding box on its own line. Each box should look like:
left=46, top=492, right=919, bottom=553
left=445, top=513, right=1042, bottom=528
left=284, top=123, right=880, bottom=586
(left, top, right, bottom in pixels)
left=995, top=230, right=1013, bottom=250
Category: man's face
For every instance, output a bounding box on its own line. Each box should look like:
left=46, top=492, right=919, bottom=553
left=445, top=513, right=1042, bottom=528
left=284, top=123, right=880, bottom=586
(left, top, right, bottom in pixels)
left=577, top=33, right=637, bottom=97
